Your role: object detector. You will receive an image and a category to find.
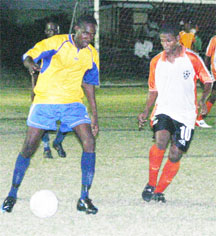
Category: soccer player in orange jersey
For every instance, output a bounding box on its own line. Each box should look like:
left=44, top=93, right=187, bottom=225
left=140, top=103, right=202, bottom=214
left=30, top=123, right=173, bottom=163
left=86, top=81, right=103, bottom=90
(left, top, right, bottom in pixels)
left=138, top=23, right=213, bottom=203
left=196, top=35, right=216, bottom=128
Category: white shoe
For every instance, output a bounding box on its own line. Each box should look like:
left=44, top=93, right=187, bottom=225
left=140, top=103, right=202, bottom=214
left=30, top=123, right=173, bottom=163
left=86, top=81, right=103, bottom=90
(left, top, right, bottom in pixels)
left=195, top=119, right=212, bottom=128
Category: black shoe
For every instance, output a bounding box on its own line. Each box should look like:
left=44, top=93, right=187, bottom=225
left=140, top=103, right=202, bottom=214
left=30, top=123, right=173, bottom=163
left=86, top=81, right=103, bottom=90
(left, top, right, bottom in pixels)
left=43, top=149, right=53, bottom=159
left=142, top=184, right=155, bottom=202
left=1, top=196, right=16, bottom=213
left=77, top=198, right=98, bottom=215
left=53, top=142, right=66, bottom=158
left=152, top=192, right=166, bottom=203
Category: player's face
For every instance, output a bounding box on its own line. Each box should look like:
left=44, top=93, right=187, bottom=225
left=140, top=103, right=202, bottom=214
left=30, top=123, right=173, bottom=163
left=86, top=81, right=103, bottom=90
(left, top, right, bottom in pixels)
left=74, top=22, right=96, bottom=49
left=45, top=23, right=60, bottom=38
left=160, top=33, right=179, bottom=54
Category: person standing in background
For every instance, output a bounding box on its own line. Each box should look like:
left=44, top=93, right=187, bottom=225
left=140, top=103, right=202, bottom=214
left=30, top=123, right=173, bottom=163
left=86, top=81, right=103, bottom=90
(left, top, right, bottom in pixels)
left=30, top=21, right=67, bottom=159
left=179, top=20, right=196, bottom=50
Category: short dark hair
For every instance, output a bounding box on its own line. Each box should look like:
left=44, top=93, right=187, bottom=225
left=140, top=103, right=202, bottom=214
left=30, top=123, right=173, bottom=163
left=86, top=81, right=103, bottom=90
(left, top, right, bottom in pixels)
left=76, top=14, right=97, bottom=27
left=159, top=23, right=180, bottom=37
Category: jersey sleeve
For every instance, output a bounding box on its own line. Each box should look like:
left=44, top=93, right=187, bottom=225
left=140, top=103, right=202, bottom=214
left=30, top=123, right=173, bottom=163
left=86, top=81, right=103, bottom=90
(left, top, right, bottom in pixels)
left=83, top=45, right=100, bottom=85
left=188, top=52, right=213, bottom=84
left=148, top=54, right=161, bottom=91
left=22, top=35, right=61, bottom=63
left=206, top=36, right=216, bottom=57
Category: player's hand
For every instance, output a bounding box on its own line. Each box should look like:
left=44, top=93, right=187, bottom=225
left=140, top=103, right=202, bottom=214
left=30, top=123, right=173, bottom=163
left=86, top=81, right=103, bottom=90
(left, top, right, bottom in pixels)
left=91, top=117, right=99, bottom=137
left=29, top=63, right=40, bottom=75
left=137, top=112, right=148, bottom=130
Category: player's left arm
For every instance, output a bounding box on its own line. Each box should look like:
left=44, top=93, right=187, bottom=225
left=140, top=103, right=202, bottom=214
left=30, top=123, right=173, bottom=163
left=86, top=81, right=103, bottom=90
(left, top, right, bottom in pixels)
left=82, top=82, right=99, bottom=137
left=194, top=54, right=213, bottom=114
left=198, top=82, right=212, bottom=115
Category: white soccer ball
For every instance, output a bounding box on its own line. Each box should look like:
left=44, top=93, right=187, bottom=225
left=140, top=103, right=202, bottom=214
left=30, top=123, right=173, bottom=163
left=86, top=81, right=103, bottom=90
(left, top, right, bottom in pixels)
left=30, top=190, right=58, bottom=218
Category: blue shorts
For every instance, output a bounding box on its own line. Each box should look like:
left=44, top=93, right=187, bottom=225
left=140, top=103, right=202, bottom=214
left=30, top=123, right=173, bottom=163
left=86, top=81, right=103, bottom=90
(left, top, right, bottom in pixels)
left=27, top=103, right=91, bottom=132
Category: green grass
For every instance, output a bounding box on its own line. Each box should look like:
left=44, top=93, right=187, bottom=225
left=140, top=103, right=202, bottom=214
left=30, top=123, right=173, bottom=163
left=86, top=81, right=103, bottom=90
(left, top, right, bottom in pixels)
left=0, top=86, right=216, bottom=236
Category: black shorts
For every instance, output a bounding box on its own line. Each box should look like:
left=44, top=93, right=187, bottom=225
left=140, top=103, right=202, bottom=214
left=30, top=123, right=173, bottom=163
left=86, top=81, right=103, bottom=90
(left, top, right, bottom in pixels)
left=152, top=114, right=194, bottom=152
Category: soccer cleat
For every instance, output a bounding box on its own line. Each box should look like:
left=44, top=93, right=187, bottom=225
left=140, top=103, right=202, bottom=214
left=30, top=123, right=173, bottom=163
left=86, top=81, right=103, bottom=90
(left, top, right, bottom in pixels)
left=1, top=196, right=16, bottom=213
left=53, top=142, right=66, bottom=158
left=77, top=198, right=98, bottom=215
left=142, top=184, right=155, bottom=202
left=152, top=192, right=166, bottom=203
left=43, top=149, right=53, bottom=159
left=195, top=119, right=212, bottom=128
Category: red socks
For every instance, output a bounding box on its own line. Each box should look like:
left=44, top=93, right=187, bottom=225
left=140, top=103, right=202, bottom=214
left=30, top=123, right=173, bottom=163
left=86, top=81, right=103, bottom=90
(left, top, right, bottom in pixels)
left=148, top=144, right=165, bottom=187
left=155, top=159, right=180, bottom=193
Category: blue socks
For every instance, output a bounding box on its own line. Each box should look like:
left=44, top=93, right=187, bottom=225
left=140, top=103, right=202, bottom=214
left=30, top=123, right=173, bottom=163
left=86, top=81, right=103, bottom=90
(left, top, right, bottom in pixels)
left=81, top=152, right=96, bottom=200
left=8, top=153, right=30, bottom=199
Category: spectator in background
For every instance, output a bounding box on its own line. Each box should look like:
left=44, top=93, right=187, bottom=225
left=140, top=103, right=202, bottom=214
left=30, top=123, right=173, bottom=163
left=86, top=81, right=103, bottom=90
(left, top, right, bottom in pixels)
left=179, top=20, right=196, bottom=50
left=191, top=24, right=202, bottom=54
left=30, top=21, right=67, bottom=159
left=134, top=34, right=153, bottom=75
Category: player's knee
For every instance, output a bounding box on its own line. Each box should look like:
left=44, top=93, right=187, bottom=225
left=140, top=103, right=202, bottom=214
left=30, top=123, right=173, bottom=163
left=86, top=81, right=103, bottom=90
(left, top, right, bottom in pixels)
left=156, top=141, right=167, bottom=150
left=82, top=136, right=95, bottom=152
left=169, top=149, right=182, bottom=163
left=21, top=139, right=40, bottom=157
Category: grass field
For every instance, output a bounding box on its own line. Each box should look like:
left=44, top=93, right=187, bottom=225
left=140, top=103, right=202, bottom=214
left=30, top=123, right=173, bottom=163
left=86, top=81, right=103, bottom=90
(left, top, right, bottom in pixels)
left=0, top=86, right=216, bottom=236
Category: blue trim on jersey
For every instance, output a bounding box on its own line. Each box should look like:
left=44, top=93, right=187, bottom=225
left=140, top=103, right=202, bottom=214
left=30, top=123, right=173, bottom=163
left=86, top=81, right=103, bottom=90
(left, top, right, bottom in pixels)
left=34, top=50, right=57, bottom=73
left=69, top=34, right=73, bottom=44
left=83, top=62, right=99, bottom=85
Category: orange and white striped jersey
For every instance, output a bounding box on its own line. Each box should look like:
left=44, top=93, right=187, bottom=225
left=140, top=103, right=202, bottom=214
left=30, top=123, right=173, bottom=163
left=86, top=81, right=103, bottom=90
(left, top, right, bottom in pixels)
left=148, top=47, right=213, bottom=128
left=206, top=35, right=216, bottom=80
left=179, top=31, right=195, bottom=49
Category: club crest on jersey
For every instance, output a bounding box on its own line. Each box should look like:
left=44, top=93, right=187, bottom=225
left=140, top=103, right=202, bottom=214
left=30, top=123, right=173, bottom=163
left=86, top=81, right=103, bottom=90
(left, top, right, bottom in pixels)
left=183, top=70, right=191, bottom=80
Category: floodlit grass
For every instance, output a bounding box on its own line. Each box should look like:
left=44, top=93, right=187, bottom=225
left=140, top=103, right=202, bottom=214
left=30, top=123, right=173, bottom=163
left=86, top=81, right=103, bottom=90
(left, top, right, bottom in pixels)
left=0, top=87, right=215, bottom=236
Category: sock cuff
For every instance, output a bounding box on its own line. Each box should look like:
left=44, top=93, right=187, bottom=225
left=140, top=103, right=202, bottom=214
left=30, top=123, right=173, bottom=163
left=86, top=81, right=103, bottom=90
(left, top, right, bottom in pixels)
left=150, top=144, right=165, bottom=157
left=17, top=153, right=30, bottom=166
left=82, top=152, right=96, bottom=159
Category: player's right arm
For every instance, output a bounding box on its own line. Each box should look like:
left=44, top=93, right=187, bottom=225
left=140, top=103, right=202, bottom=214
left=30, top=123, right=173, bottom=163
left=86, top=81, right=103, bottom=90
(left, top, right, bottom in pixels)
left=137, top=54, right=160, bottom=130
left=138, top=91, right=158, bottom=130
left=23, top=56, right=40, bottom=75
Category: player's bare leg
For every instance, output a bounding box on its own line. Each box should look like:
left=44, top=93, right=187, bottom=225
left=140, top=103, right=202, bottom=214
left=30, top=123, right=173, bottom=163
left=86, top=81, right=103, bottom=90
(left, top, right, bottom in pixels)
left=1, top=127, right=44, bottom=213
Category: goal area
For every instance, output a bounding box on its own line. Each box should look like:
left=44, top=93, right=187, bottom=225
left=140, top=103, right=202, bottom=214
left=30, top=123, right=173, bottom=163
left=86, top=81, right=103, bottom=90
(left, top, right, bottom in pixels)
left=97, top=0, right=216, bottom=84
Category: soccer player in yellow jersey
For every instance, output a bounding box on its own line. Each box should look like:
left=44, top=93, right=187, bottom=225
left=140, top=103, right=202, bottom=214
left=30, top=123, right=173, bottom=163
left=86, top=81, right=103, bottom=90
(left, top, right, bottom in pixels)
left=2, top=15, right=99, bottom=214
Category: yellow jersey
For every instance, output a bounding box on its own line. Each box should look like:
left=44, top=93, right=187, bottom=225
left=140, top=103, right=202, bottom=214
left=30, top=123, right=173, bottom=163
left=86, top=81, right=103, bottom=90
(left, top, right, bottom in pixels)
left=23, top=34, right=99, bottom=104
left=179, top=31, right=195, bottom=49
